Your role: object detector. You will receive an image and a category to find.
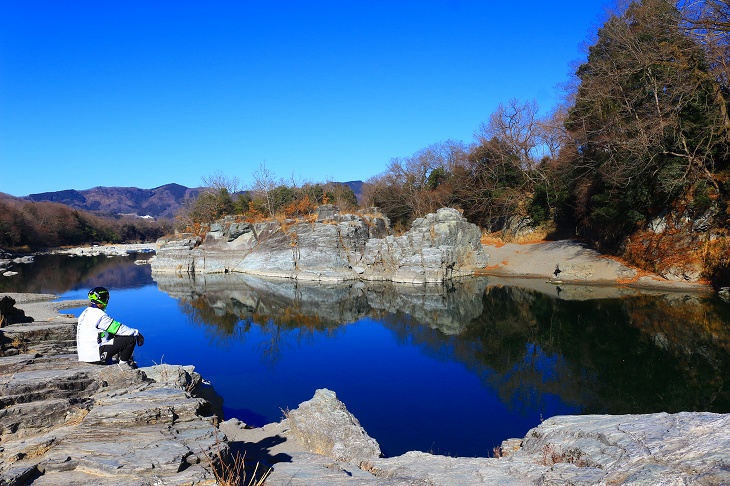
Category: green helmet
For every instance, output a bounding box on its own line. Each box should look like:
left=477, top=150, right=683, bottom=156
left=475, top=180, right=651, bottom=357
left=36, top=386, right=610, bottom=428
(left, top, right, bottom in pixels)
left=88, top=287, right=110, bottom=308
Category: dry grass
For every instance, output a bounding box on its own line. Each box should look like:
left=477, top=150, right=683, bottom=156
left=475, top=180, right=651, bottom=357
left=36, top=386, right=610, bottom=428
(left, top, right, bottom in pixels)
left=481, top=231, right=551, bottom=246
left=203, top=432, right=271, bottom=486
left=540, top=444, right=592, bottom=467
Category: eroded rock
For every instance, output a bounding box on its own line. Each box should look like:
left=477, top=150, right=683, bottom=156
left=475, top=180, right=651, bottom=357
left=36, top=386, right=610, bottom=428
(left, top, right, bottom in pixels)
left=151, top=207, right=489, bottom=283
left=286, top=389, right=381, bottom=463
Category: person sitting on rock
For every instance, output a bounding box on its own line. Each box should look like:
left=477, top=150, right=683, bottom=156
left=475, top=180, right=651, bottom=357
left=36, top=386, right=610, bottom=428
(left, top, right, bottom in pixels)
left=76, top=286, right=144, bottom=370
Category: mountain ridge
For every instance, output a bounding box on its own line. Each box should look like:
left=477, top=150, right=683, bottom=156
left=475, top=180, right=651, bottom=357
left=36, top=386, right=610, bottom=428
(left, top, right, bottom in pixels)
left=25, top=183, right=203, bottom=219
left=23, top=181, right=365, bottom=219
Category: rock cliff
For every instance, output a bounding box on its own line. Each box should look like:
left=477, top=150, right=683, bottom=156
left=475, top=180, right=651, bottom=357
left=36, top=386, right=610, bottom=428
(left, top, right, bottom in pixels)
left=151, top=207, right=489, bottom=283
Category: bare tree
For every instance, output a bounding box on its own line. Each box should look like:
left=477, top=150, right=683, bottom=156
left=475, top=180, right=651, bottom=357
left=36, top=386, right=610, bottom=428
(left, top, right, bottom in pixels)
left=202, top=171, right=240, bottom=194
left=477, top=99, right=543, bottom=171
left=363, top=141, right=467, bottom=228
left=250, top=162, right=279, bottom=217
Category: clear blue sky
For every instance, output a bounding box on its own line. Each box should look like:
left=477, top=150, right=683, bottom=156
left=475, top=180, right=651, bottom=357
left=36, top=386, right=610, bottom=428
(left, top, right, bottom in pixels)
left=1, top=1, right=612, bottom=197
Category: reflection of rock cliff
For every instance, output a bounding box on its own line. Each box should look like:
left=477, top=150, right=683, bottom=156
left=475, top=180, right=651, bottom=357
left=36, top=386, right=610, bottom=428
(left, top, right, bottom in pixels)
left=153, top=273, right=489, bottom=335
left=151, top=207, right=488, bottom=283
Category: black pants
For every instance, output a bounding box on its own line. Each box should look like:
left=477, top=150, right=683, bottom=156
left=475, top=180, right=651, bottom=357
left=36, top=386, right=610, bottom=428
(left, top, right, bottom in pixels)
left=99, top=335, right=137, bottom=363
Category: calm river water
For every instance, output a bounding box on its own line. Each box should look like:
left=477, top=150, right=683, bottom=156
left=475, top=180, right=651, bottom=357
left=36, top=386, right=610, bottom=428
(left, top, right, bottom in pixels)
left=2, top=253, right=729, bottom=458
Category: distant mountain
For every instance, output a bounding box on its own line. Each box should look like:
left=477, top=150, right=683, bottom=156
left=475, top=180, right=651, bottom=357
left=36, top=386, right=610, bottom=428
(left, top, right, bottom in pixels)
left=23, top=181, right=365, bottom=219
left=25, top=184, right=203, bottom=219
left=342, top=180, right=364, bottom=201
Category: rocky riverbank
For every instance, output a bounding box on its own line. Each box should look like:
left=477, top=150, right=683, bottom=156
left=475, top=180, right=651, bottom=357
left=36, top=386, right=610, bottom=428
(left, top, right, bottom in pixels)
left=2, top=293, right=729, bottom=485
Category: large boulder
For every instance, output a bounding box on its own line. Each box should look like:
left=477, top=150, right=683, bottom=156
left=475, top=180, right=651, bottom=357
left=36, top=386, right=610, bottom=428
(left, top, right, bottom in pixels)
left=249, top=390, right=730, bottom=485
left=360, top=207, right=488, bottom=283
left=285, top=389, right=381, bottom=463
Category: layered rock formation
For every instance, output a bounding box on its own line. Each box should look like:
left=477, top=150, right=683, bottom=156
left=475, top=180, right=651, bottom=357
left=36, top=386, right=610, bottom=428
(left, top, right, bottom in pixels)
left=0, top=294, right=227, bottom=485
left=151, top=207, right=489, bottom=283
left=235, top=389, right=730, bottom=485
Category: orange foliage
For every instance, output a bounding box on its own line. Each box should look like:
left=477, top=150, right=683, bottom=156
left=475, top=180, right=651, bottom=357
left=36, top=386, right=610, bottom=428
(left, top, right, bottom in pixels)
left=283, top=195, right=316, bottom=218
left=622, top=216, right=705, bottom=278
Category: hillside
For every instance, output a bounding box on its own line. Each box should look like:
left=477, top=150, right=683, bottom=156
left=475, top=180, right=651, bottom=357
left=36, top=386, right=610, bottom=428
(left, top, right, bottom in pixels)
left=23, top=181, right=365, bottom=220
left=25, top=184, right=203, bottom=219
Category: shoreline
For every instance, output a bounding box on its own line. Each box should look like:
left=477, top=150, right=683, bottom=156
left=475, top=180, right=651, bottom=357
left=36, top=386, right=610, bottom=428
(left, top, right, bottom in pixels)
left=3, top=239, right=715, bottom=295
left=480, top=240, right=713, bottom=293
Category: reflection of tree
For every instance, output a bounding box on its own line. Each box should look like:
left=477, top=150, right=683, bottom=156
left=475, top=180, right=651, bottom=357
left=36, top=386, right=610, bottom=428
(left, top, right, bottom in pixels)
left=175, top=290, right=344, bottom=366
left=0, top=254, right=153, bottom=294
left=379, top=285, right=730, bottom=415
left=180, top=295, right=250, bottom=335
left=256, top=320, right=290, bottom=367
left=164, top=271, right=730, bottom=416
left=458, top=287, right=730, bottom=414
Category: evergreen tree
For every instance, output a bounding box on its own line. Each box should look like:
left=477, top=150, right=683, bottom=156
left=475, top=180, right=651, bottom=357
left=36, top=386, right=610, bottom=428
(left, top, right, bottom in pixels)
left=565, top=0, right=728, bottom=250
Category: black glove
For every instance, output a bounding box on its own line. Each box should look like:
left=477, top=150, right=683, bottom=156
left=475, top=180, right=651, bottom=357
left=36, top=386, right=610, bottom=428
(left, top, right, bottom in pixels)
left=136, top=334, right=144, bottom=346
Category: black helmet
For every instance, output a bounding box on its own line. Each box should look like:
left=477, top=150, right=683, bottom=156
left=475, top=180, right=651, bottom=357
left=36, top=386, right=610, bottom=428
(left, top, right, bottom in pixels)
left=88, top=287, right=110, bottom=308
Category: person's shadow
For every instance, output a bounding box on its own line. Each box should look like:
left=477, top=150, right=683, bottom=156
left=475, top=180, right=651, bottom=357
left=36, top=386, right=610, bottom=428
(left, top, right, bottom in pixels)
left=229, top=433, right=293, bottom=481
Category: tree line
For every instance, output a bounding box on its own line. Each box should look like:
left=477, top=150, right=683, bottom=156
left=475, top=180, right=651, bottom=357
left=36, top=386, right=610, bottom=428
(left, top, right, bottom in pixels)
left=5, top=1, right=728, bottom=285
left=176, top=168, right=359, bottom=233
left=362, top=0, right=730, bottom=284
left=0, top=195, right=170, bottom=250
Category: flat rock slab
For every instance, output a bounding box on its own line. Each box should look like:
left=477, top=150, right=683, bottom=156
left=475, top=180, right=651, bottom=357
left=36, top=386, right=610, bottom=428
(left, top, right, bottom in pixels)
left=0, top=294, right=226, bottom=484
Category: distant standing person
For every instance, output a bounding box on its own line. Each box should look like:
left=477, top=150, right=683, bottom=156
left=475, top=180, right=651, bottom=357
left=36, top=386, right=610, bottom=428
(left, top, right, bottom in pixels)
left=76, top=287, right=144, bottom=370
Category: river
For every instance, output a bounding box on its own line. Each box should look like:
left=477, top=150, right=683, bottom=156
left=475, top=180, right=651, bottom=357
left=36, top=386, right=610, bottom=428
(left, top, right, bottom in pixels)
left=2, top=253, right=729, bottom=458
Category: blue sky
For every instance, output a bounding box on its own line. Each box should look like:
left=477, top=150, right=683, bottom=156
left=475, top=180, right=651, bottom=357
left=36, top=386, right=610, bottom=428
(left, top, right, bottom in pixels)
left=1, top=1, right=612, bottom=197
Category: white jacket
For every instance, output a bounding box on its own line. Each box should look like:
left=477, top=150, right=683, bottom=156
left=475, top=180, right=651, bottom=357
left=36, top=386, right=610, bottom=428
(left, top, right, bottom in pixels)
left=76, top=305, right=139, bottom=362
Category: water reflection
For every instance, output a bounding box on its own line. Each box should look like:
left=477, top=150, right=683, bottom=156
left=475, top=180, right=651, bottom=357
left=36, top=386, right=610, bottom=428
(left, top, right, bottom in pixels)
left=156, top=273, right=730, bottom=416
left=155, top=273, right=488, bottom=335
left=0, top=254, right=154, bottom=294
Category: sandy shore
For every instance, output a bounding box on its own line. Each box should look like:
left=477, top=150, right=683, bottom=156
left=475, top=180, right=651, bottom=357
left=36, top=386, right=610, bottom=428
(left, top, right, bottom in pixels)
left=481, top=240, right=711, bottom=293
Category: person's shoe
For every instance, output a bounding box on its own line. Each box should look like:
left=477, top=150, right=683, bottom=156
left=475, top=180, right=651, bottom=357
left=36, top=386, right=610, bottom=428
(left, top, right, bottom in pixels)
left=117, top=360, right=137, bottom=371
